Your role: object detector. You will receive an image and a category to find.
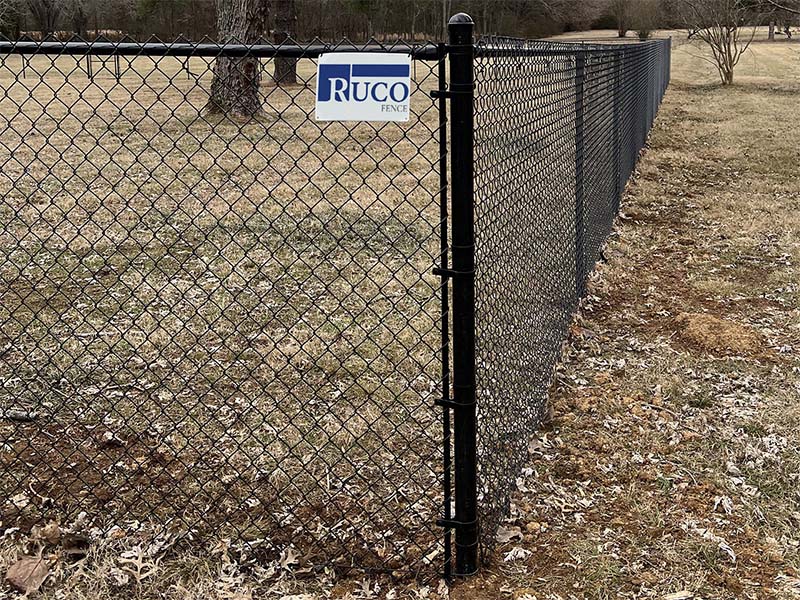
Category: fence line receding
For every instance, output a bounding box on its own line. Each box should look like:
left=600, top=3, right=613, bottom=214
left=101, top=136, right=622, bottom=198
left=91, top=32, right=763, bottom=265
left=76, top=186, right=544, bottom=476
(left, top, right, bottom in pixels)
left=0, top=16, right=670, bottom=580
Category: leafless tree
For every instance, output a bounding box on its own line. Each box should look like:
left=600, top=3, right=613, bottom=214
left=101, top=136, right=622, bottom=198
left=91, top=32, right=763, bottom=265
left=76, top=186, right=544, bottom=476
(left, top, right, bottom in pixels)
left=678, top=0, right=761, bottom=85
left=762, top=0, right=800, bottom=13
left=0, top=0, right=19, bottom=34
left=206, top=0, right=268, bottom=117
left=631, top=0, right=660, bottom=39
left=65, top=0, right=87, bottom=36
left=27, top=0, right=64, bottom=35
left=0, top=0, right=14, bottom=25
left=609, top=0, right=631, bottom=37
left=758, top=0, right=799, bottom=42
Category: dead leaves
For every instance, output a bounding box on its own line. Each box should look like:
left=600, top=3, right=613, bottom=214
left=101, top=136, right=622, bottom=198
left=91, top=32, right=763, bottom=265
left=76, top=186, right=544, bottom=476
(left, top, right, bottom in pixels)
left=495, top=526, right=523, bottom=544
left=116, top=547, right=161, bottom=585
left=5, top=555, right=49, bottom=594
left=502, top=547, right=532, bottom=562
left=30, top=522, right=61, bottom=546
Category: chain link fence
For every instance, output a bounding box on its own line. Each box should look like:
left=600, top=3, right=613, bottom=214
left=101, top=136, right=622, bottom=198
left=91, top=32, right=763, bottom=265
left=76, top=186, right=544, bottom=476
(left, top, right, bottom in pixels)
left=0, top=19, right=670, bottom=580
left=472, top=35, right=670, bottom=562
left=0, top=39, right=449, bottom=576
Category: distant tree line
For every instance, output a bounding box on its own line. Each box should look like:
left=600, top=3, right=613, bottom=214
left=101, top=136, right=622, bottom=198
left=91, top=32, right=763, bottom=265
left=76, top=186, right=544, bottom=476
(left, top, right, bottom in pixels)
left=0, top=0, right=664, bottom=42
left=1, top=0, right=797, bottom=43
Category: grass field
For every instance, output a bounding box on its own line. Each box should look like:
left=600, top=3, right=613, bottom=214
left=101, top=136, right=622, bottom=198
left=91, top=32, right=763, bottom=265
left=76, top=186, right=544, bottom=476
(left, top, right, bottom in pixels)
left=0, top=53, right=447, bottom=574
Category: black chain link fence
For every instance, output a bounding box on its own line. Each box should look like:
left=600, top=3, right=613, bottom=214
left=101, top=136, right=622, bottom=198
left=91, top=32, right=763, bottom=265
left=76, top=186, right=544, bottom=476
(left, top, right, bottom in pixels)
left=0, top=21, right=670, bottom=580
left=473, top=36, right=670, bottom=559
left=0, top=39, right=449, bottom=577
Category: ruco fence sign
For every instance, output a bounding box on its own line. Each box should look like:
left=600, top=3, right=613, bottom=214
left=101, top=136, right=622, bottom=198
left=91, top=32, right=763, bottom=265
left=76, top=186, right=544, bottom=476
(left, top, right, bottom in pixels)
left=315, top=53, right=412, bottom=122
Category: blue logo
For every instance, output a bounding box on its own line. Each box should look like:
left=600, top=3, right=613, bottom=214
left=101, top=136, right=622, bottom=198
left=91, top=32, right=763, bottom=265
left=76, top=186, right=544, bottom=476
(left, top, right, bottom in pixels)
left=318, top=63, right=411, bottom=103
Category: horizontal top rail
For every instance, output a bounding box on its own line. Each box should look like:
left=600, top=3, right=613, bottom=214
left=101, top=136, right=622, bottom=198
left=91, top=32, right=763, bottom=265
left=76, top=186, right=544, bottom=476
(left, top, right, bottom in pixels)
left=0, top=37, right=670, bottom=61
left=0, top=40, right=444, bottom=60
left=475, top=38, right=670, bottom=58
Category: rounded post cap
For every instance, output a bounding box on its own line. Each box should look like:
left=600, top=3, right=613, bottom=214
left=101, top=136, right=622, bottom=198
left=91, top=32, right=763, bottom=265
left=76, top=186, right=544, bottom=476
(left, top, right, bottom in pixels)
left=448, top=13, right=474, bottom=26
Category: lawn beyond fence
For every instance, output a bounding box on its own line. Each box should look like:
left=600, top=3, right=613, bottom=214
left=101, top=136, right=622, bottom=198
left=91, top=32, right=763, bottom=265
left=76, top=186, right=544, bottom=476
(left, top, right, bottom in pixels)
left=0, top=16, right=670, bottom=580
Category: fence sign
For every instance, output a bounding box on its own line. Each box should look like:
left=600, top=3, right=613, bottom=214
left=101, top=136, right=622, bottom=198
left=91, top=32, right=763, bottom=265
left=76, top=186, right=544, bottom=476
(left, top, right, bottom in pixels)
left=315, top=53, right=412, bottom=122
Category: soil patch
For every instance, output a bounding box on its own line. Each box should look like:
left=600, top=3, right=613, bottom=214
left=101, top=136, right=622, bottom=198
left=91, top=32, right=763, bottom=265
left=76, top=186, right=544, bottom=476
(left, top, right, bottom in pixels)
left=672, top=312, right=764, bottom=355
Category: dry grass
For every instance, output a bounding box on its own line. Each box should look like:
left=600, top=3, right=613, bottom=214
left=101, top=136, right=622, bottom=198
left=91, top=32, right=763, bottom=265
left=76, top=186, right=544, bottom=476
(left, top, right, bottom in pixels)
left=0, top=53, right=447, bottom=578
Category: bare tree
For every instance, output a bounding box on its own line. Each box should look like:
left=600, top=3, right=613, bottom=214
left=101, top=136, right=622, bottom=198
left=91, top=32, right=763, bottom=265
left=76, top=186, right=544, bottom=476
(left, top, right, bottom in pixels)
left=760, top=1, right=800, bottom=41
left=631, top=0, right=660, bottom=39
left=762, top=0, right=800, bottom=13
left=678, top=0, right=760, bottom=85
left=540, top=0, right=605, bottom=30
left=27, top=0, right=64, bottom=35
left=0, top=0, right=20, bottom=35
left=609, top=0, right=631, bottom=37
left=206, top=0, right=268, bottom=117
left=272, top=0, right=297, bottom=85
left=66, top=0, right=87, bottom=36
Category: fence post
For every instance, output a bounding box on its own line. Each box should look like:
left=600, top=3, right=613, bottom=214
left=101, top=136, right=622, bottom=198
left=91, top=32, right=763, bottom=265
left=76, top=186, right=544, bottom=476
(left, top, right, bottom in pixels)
left=574, top=50, right=586, bottom=300
left=446, top=11, right=479, bottom=577
left=612, top=49, right=621, bottom=214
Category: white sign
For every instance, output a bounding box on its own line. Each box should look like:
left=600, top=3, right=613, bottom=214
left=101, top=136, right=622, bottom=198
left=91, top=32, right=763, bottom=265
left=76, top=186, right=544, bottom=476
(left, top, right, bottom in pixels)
left=315, top=53, right=412, bottom=122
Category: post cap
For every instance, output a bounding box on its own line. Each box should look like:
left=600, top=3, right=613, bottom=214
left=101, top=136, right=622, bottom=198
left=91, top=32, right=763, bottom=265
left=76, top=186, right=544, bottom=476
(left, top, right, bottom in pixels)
left=448, top=13, right=474, bottom=26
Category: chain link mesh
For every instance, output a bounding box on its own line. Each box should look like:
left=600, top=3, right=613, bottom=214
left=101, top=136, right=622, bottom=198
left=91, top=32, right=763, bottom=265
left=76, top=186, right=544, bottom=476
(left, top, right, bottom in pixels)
left=472, top=37, right=670, bottom=557
left=0, top=39, right=448, bottom=576
left=0, top=30, right=671, bottom=577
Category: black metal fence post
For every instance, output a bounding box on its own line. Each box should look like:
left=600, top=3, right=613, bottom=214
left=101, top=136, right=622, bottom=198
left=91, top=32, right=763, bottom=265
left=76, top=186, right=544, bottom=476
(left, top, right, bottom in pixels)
left=574, top=50, right=586, bottom=300
left=446, top=12, right=479, bottom=577
left=613, top=49, right=622, bottom=213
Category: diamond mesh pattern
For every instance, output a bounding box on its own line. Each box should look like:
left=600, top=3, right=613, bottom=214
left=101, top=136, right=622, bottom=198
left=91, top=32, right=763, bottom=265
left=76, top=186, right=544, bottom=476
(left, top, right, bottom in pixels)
left=0, top=32, right=672, bottom=576
left=472, top=37, right=670, bottom=556
left=0, top=39, right=448, bottom=576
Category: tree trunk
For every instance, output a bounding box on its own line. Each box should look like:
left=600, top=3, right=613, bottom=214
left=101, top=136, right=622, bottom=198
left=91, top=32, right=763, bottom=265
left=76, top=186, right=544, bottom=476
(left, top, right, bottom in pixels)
left=272, top=0, right=297, bottom=85
left=28, top=0, right=62, bottom=36
left=71, top=0, right=87, bottom=38
left=720, top=62, right=734, bottom=85
left=441, top=0, right=447, bottom=41
left=614, top=1, right=628, bottom=38
left=769, top=21, right=775, bottom=41
left=206, top=0, right=267, bottom=117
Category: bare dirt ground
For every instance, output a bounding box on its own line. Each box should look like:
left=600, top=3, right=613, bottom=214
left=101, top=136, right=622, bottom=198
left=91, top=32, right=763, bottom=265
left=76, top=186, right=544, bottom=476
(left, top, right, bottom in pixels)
left=3, top=33, right=800, bottom=600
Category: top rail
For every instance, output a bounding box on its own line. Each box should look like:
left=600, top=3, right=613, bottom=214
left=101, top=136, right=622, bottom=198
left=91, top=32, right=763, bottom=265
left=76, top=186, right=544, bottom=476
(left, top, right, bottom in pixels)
left=475, top=38, right=670, bottom=58
left=0, top=37, right=670, bottom=61
left=0, top=40, right=444, bottom=60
